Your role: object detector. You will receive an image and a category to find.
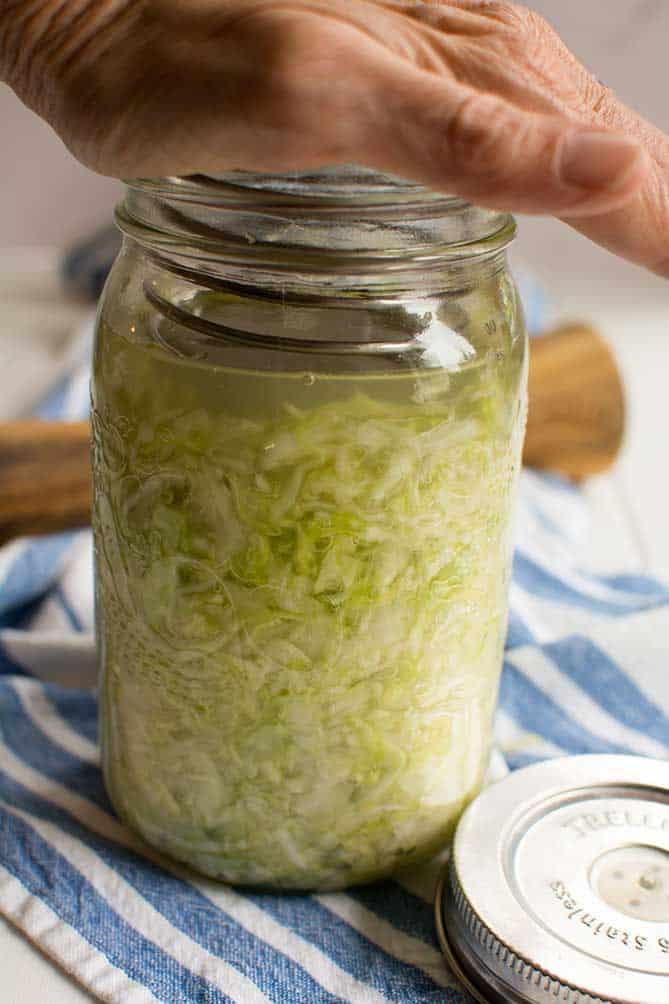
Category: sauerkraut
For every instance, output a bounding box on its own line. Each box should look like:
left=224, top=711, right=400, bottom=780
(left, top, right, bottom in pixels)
left=92, top=297, right=526, bottom=890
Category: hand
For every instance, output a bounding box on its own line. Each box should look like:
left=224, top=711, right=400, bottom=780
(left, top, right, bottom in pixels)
left=3, top=0, right=668, bottom=274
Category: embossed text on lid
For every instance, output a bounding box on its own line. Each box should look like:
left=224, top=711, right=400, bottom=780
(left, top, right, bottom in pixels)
left=436, top=755, right=669, bottom=1004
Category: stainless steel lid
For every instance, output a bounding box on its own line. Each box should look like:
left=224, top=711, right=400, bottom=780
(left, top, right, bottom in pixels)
left=435, top=755, right=669, bottom=1004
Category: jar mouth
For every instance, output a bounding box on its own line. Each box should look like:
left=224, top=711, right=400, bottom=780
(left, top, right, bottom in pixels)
left=117, top=166, right=515, bottom=278
left=130, top=165, right=453, bottom=207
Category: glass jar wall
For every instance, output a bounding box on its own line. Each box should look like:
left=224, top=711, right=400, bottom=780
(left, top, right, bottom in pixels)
left=91, top=169, right=527, bottom=890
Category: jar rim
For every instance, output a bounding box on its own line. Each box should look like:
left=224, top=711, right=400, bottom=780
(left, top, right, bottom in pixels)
left=128, top=165, right=461, bottom=209
left=118, top=166, right=516, bottom=279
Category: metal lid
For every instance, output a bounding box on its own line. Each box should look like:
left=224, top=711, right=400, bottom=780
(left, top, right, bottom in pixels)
left=435, top=755, right=669, bottom=1004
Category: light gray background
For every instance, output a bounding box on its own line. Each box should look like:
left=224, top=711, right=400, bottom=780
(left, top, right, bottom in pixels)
left=2, top=0, right=668, bottom=290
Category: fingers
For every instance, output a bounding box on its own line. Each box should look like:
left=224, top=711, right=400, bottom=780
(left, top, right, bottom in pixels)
left=553, top=82, right=669, bottom=276
left=358, top=61, right=649, bottom=217
left=564, top=183, right=669, bottom=279
left=6, top=0, right=666, bottom=278
left=370, top=1, right=669, bottom=274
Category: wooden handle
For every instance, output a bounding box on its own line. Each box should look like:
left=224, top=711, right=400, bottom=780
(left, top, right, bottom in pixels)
left=525, top=322, right=625, bottom=480
left=0, top=323, right=625, bottom=545
left=0, top=420, right=92, bottom=544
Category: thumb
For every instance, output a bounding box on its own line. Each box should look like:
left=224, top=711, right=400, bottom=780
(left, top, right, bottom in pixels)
left=360, top=68, right=649, bottom=217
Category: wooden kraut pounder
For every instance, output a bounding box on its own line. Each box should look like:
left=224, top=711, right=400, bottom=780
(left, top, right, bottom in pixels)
left=0, top=322, right=625, bottom=546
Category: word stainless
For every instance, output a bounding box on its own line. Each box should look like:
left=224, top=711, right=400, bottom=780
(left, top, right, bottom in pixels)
left=549, top=881, right=669, bottom=956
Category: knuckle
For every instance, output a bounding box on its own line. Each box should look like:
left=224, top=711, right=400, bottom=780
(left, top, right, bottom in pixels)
left=446, top=92, right=514, bottom=180
left=239, top=45, right=316, bottom=144
left=472, top=4, right=575, bottom=112
left=474, top=2, right=541, bottom=33
left=477, top=1, right=528, bottom=28
left=246, top=14, right=310, bottom=96
left=475, top=2, right=557, bottom=57
left=231, top=8, right=361, bottom=165
left=240, top=12, right=339, bottom=121
left=240, top=9, right=345, bottom=84
left=472, top=7, right=613, bottom=128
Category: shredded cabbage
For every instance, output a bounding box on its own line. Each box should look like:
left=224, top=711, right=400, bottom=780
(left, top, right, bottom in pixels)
left=93, top=312, right=526, bottom=890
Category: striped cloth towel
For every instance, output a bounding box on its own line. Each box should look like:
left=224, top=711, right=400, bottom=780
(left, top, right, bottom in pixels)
left=2, top=314, right=669, bottom=1004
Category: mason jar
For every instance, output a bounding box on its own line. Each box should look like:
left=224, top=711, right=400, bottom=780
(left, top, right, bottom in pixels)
left=91, top=167, right=527, bottom=891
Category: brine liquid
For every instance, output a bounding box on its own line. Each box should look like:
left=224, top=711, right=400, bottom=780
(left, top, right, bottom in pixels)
left=93, top=310, right=526, bottom=890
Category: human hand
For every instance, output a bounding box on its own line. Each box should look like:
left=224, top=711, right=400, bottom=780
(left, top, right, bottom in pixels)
left=3, top=0, right=668, bottom=274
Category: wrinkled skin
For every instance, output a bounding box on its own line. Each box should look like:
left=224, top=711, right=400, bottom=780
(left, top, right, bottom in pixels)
left=2, top=0, right=669, bottom=274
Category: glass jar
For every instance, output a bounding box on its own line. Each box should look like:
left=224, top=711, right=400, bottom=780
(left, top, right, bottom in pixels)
left=91, top=168, right=527, bottom=891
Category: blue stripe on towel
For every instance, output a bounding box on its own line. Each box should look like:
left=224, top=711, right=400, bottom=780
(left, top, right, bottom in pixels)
left=499, top=661, right=636, bottom=757
left=0, top=594, right=46, bottom=631
left=0, top=775, right=342, bottom=1004
left=513, top=551, right=668, bottom=617
left=544, top=636, right=669, bottom=747
left=0, top=537, right=76, bottom=621
left=34, top=374, right=76, bottom=420
left=503, top=750, right=552, bottom=772
left=0, top=683, right=106, bottom=802
left=348, top=883, right=439, bottom=949
left=247, top=893, right=452, bottom=1003
left=2, top=319, right=669, bottom=1004
left=42, top=683, right=99, bottom=745
left=0, top=681, right=454, bottom=1003
left=506, top=609, right=536, bottom=650
left=598, top=572, right=669, bottom=596
left=54, top=585, right=85, bottom=633
left=0, top=796, right=236, bottom=1004
left=0, top=639, right=31, bottom=677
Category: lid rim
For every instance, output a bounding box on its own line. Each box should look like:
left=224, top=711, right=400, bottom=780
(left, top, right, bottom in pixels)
left=437, top=862, right=612, bottom=1004
left=435, top=873, right=505, bottom=1004
left=438, top=755, right=669, bottom=1004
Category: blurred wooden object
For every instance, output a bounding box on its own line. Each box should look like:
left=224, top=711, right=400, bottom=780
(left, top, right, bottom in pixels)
left=525, top=322, right=625, bottom=480
left=0, top=322, right=626, bottom=544
left=0, top=419, right=91, bottom=544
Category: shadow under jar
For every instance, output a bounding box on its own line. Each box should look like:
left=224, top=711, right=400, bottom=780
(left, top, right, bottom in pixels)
left=92, top=167, right=528, bottom=891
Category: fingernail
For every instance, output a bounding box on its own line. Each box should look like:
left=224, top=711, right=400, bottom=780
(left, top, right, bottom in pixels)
left=559, top=131, right=645, bottom=191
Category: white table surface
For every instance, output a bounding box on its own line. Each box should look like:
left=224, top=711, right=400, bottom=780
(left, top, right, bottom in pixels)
left=1, top=250, right=668, bottom=1002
